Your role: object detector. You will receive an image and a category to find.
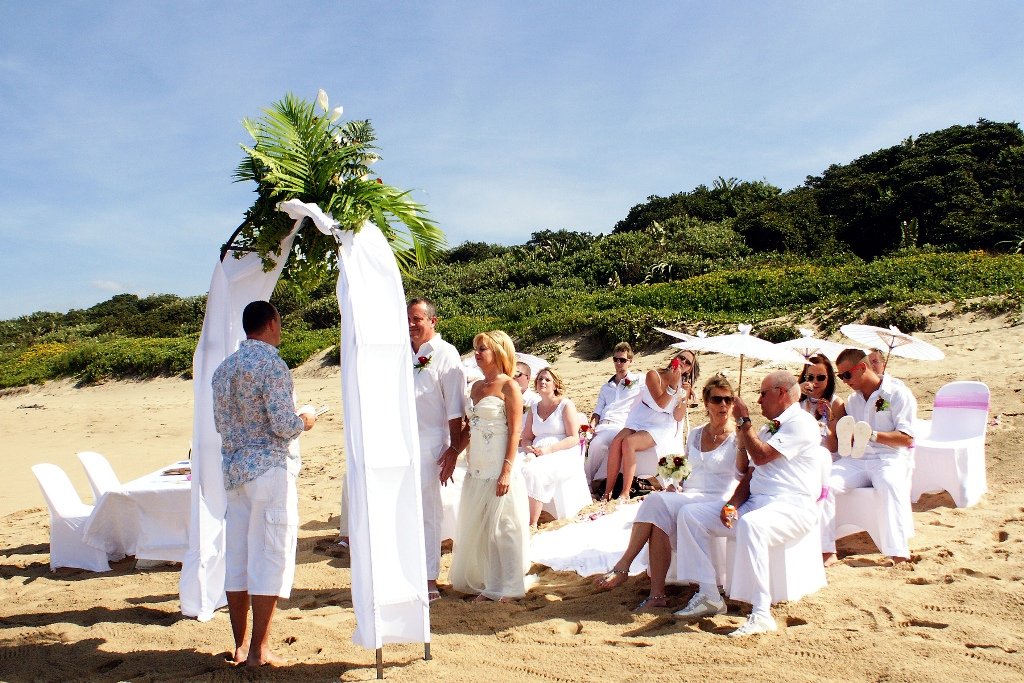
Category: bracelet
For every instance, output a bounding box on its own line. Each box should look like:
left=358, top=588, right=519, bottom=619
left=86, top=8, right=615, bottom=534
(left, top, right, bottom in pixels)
left=503, top=457, right=514, bottom=464
left=665, top=386, right=678, bottom=396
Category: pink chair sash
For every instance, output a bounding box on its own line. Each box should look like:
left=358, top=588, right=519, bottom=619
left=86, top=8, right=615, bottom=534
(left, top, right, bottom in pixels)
left=934, top=393, right=989, bottom=410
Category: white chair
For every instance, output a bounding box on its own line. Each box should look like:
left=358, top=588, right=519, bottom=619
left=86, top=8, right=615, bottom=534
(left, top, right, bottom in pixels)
left=31, top=463, right=112, bottom=572
left=911, top=381, right=990, bottom=507
left=77, top=451, right=121, bottom=503
left=725, top=520, right=826, bottom=604
left=834, top=470, right=916, bottom=553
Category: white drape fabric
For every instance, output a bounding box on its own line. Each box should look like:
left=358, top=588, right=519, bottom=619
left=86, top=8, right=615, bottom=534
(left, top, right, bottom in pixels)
left=275, top=199, right=428, bottom=648
left=179, top=221, right=300, bottom=621
left=335, top=218, right=430, bottom=649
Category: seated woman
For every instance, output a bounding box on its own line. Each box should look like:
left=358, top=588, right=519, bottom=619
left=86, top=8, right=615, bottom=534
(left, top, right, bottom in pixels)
left=520, top=367, right=583, bottom=528
left=595, top=375, right=741, bottom=609
left=798, top=353, right=847, bottom=453
left=602, top=350, right=698, bottom=501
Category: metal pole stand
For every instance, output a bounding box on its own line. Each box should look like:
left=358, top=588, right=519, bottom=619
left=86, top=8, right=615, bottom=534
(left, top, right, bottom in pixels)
left=424, top=643, right=432, bottom=660
left=376, top=648, right=383, bottom=679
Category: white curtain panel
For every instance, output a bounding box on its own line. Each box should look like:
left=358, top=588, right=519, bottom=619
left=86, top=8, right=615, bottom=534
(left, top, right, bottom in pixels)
left=279, top=199, right=430, bottom=648
left=179, top=223, right=301, bottom=621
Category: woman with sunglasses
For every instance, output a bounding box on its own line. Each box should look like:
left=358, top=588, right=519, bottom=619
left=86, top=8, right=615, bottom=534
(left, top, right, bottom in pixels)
left=602, top=350, right=698, bottom=501
left=594, top=375, right=742, bottom=609
left=798, top=353, right=847, bottom=452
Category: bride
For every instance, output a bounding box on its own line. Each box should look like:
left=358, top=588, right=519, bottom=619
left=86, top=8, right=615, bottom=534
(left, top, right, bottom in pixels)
left=448, top=330, right=530, bottom=602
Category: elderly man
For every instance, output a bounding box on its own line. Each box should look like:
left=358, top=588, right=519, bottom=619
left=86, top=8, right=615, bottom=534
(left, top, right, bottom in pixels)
left=583, top=342, right=642, bottom=488
left=822, top=348, right=916, bottom=564
left=514, top=360, right=541, bottom=421
left=674, top=371, right=821, bottom=637
left=213, top=301, right=316, bottom=667
left=408, top=297, right=466, bottom=602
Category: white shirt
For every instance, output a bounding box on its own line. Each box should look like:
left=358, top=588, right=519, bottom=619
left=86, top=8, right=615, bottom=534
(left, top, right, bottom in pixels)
left=592, top=371, right=642, bottom=432
left=845, top=374, right=917, bottom=460
left=412, top=333, right=466, bottom=441
left=750, top=403, right=822, bottom=501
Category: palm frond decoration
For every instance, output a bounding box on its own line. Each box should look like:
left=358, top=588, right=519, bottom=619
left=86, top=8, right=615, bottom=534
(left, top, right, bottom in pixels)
left=231, top=91, right=445, bottom=285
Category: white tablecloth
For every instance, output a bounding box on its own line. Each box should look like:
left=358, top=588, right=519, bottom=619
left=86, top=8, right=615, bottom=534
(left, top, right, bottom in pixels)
left=83, top=461, right=192, bottom=562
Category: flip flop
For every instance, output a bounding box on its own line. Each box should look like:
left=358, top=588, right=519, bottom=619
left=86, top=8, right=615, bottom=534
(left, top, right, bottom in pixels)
left=836, top=415, right=855, bottom=457
left=851, top=421, right=872, bottom=459
left=428, top=590, right=441, bottom=603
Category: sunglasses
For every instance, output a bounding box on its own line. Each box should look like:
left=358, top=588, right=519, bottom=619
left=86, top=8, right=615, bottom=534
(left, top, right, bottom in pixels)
left=707, top=395, right=734, bottom=405
left=837, top=362, right=863, bottom=381
left=802, top=374, right=828, bottom=383
left=612, top=357, right=630, bottom=363
left=513, top=371, right=524, bottom=378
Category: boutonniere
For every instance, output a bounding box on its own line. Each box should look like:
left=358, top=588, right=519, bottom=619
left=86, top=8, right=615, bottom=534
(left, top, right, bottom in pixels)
left=622, top=377, right=634, bottom=387
left=875, top=396, right=890, bottom=412
left=413, top=355, right=432, bottom=372
left=767, top=419, right=781, bottom=435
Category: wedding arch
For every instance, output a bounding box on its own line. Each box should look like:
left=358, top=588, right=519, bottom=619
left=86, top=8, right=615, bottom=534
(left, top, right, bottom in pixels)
left=178, top=91, right=446, bottom=664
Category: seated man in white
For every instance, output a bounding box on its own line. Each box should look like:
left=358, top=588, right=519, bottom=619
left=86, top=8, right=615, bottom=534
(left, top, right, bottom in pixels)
left=867, top=348, right=906, bottom=387
left=584, top=342, right=642, bottom=488
left=675, top=371, right=821, bottom=637
left=822, top=348, right=916, bottom=564
left=515, top=360, right=541, bottom=429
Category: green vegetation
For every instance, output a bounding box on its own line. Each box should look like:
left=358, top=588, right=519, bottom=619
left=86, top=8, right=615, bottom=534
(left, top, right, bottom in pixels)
left=2, top=119, right=1023, bottom=388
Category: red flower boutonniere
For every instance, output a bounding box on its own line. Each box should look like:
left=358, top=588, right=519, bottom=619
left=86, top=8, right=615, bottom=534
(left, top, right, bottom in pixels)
left=622, top=378, right=634, bottom=387
left=413, top=355, right=432, bottom=372
left=767, top=419, right=781, bottom=435
left=875, top=396, right=890, bottom=412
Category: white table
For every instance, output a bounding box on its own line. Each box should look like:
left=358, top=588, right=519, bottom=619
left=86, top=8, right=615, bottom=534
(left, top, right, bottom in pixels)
left=83, top=460, right=191, bottom=563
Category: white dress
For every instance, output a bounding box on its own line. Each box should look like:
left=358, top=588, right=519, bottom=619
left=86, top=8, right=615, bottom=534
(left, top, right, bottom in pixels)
left=521, top=398, right=583, bottom=504
left=635, top=426, right=738, bottom=547
left=449, top=396, right=529, bottom=599
left=624, top=382, right=682, bottom=454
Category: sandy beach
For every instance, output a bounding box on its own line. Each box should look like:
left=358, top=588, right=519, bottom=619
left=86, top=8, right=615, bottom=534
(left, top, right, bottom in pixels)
left=2, top=308, right=1023, bottom=682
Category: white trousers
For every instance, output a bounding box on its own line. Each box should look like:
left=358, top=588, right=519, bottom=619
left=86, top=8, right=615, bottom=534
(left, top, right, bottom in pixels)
left=584, top=428, right=617, bottom=484
left=678, top=495, right=817, bottom=614
left=419, top=433, right=447, bottom=581
left=821, top=456, right=911, bottom=557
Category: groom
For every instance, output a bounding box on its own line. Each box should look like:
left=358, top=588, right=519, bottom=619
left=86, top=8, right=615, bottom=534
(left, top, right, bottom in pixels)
left=407, top=297, right=466, bottom=602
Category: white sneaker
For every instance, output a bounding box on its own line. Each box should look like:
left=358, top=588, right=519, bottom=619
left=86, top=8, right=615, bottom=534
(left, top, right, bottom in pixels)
left=851, top=421, right=872, bottom=459
left=835, top=415, right=855, bottom=456
left=673, top=592, right=726, bottom=619
left=728, top=613, right=777, bottom=637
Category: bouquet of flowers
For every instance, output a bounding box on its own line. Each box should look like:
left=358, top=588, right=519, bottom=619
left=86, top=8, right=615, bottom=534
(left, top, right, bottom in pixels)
left=657, top=453, right=692, bottom=485
left=578, top=424, right=592, bottom=456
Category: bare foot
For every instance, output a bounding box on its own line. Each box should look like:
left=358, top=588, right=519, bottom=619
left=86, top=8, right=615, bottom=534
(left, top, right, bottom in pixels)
left=497, top=597, right=515, bottom=603
left=247, top=651, right=288, bottom=667
left=822, top=552, right=837, bottom=566
left=634, top=595, right=669, bottom=611
left=473, top=594, right=492, bottom=602
left=889, top=556, right=911, bottom=565
left=225, top=648, right=247, bottom=666
left=595, top=568, right=628, bottom=590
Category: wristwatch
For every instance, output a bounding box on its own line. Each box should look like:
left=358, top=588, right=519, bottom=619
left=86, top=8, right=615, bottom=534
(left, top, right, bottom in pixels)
left=870, top=430, right=878, bottom=442
left=736, top=416, right=752, bottom=429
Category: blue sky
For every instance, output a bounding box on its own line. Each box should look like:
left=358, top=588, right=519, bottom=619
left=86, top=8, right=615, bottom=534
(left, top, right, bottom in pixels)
left=1, top=1, right=1021, bottom=319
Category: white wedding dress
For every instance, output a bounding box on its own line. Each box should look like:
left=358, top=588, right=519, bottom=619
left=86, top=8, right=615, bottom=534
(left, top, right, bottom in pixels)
left=449, top=396, right=530, bottom=599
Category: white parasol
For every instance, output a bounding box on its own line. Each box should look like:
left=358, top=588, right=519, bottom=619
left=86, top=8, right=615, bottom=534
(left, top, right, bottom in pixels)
left=674, top=324, right=806, bottom=393
left=778, top=328, right=849, bottom=363
left=655, top=326, right=702, bottom=344
left=840, top=323, right=944, bottom=372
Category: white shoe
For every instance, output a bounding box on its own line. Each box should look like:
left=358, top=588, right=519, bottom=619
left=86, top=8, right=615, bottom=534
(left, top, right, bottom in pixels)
left=728, top=613, right=777, bottom=637
left=835, top=415, right=855, bottom=457
left=673, top=592, right=726, bottom=619
left=851, top=421, right=872, bottom=459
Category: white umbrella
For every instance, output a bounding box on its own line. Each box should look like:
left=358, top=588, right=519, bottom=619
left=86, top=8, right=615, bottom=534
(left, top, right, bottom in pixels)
left=778, top=328, right=849, bottom=362
left=675, top=324, right=806, bottom=392
left=654, top=326, right=701, bottom=343
left=840, top=323, right=944, bottom=372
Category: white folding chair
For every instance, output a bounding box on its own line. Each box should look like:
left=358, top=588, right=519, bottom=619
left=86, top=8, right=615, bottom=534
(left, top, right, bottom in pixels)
left=540, top=468, right=592, bottom=520
left=31, top=463, right=112, bottom=572
left=77, top=451, right=121, bottom=503
left=911, top=381, right=990, bottom=507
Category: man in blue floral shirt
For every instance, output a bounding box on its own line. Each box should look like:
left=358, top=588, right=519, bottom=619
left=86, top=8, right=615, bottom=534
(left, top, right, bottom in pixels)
left=212, top=300, right=316, bottom=667
left=822, top=348, right=917, bottom=564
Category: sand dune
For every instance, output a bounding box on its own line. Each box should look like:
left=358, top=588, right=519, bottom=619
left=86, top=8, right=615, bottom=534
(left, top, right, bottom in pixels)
left=1, top=310, right=1022, bottom=681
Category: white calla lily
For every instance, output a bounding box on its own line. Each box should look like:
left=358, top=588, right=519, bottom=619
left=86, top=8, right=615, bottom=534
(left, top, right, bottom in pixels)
left=330, top=105, right=343, bottom=122
left=316, top=89, right=329, bottom=112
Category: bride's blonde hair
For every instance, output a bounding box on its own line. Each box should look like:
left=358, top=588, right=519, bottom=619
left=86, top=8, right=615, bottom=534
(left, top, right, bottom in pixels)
left=473, top=330, right=516, bottom=376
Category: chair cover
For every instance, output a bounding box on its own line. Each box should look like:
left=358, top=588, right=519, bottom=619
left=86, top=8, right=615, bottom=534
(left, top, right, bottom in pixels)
left=31, top=463, right=112, bottom=572
left=77, top=451, right=121, bottom=502
left=911, top=381, right=989, bottom=507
